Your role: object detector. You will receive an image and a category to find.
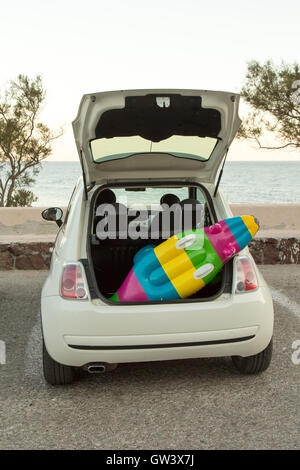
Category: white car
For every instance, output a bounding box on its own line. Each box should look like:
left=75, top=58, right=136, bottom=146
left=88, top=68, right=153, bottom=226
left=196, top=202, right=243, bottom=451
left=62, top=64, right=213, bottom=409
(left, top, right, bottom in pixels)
left=41, top=89, right=274, bottom=385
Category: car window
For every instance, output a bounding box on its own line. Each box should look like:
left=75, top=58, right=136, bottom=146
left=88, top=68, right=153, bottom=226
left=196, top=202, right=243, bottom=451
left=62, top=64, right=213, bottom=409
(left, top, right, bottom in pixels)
left=197, top=188, right=213, bottom=225
left=90, top=136, right=219, bottom=163
left=196, top=188, right=207, bottom=204
left=114, top=187, right=188, bottom=208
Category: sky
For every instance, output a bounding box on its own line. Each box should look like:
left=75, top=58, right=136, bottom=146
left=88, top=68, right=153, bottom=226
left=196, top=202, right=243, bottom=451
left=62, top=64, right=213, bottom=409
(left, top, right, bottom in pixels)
left=0, top=0, right=299, bottom=161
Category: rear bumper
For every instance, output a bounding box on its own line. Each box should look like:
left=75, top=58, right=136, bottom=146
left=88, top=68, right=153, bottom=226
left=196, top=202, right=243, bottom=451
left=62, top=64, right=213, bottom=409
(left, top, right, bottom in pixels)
left=41, top=287, right=274, bottom=367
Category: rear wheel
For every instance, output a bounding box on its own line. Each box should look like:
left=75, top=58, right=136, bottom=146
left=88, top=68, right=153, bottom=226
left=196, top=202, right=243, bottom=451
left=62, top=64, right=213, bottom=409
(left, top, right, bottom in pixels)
left=43, top=340, right=74, bottom=385
left=232, top=338, right=273, bottom=374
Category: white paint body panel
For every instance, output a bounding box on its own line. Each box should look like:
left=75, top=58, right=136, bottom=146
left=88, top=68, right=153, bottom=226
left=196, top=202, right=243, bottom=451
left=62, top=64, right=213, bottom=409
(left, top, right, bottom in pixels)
left=41, top=179, right=274, bottom=367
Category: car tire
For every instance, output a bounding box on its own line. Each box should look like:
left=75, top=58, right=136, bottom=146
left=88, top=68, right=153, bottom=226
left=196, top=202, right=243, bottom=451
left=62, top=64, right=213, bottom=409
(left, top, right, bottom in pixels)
left=231, top=338, right=273, bottom=374
left=43, top=340, right=74, bottom=385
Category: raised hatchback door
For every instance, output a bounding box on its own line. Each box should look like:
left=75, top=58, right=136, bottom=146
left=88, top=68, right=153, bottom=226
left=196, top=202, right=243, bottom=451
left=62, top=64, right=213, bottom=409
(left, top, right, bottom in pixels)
left=72, top=89, right=241, bottom=185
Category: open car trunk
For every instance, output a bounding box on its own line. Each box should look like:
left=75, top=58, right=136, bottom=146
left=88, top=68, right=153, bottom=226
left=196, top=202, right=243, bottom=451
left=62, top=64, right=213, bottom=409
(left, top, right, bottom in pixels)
left=87, top=183, right=233, bottom=304
left=90, top=238, right=229, bottom=302
left=74, top=89, right=240, bottom=302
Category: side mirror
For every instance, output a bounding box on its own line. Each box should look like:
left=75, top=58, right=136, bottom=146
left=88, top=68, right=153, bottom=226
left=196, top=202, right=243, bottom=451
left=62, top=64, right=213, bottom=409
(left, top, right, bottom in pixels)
left=41, top=207, right=63, bottom=227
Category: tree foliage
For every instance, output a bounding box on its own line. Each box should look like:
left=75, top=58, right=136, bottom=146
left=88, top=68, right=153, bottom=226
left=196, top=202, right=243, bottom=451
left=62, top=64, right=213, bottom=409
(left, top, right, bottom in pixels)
left=238, top=60, right=300, bottom=150
left=0, top=75, right=62, bottom=206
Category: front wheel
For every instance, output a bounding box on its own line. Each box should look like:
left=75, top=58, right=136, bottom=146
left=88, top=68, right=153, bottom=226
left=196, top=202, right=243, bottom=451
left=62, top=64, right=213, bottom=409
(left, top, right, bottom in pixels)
left=43, top=340, right=75, bottom=385
left=232, top=338, right=273, bottom=374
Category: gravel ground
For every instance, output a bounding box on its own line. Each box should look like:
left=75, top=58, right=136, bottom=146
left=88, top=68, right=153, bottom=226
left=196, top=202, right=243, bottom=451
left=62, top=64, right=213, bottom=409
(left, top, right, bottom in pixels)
left=0, top=266, right=299, bottom=450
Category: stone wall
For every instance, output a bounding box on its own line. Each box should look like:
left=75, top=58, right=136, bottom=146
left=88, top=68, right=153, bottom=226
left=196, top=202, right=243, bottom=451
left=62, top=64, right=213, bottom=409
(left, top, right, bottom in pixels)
left=1, top=238, right=299, bottom=270
left=249, top=237, right=300, bottom=265
left=0, top=205, right=299, bottom=269
left=0, top=242, right=53, bottom=270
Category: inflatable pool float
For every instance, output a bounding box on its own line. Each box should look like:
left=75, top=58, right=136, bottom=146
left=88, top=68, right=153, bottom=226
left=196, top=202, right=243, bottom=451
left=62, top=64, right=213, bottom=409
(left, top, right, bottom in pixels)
left=110, top=215, right=259, bottom=302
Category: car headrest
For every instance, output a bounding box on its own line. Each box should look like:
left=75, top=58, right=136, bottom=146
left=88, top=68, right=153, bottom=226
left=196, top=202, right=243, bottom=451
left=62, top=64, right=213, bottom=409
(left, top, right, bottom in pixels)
left=179, top=198, right=201, bottom=209
left=160, top=193, right=180, bottom=207
left=95, top=188, right=116, bottom=206
left=95, top=202, right=127, bottom=219
left=95, top=202, right=128, bottom=239
left=179, top=198, right=204, bottom=230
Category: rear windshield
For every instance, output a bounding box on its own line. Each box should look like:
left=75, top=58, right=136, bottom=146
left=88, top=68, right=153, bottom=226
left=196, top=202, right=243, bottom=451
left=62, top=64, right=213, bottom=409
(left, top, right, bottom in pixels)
left=114, top=186, right=189, bottom=207
left=90, top=135, right=218, bottom=163
left=92, top=184, right=212, bottom=240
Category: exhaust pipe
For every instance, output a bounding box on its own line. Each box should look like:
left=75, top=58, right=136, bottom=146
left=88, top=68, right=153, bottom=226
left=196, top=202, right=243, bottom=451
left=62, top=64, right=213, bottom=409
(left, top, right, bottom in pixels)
left=87, top=363, right=106, bottom=374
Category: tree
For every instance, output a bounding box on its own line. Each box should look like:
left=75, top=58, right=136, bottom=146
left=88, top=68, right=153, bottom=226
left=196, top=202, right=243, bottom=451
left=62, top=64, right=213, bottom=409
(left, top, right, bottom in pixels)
left=0, top=75, right=62, bottom=206
left=238, top=60, right=300, bottom=150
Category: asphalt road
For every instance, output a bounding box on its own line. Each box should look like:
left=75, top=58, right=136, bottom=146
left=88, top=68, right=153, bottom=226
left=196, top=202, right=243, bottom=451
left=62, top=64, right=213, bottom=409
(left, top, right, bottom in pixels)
left=0, top=266, right=299, bottom=450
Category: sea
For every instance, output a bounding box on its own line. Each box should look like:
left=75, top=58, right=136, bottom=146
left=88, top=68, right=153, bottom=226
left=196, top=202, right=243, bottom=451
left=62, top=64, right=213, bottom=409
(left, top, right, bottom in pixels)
left=28, top=160, right=300, bottom=207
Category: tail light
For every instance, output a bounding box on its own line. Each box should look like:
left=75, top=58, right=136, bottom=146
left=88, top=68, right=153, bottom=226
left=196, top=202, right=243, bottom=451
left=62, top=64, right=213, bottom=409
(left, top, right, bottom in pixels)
left=235, top=256, right=258, bottom=293
left=60, top=263, right=88, bottom=300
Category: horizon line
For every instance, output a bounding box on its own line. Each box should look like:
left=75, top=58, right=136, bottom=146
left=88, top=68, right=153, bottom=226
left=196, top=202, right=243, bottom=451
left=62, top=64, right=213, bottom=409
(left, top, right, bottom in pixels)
left=44, top=159, right=300, bottom=162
